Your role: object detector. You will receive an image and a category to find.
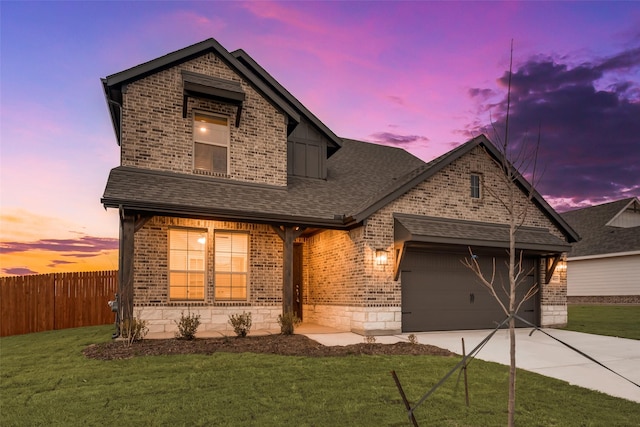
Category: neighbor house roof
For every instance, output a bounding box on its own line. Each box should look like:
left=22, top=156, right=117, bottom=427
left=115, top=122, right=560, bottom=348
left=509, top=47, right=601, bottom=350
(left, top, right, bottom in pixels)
left=561, top=197, right=640, bottom=258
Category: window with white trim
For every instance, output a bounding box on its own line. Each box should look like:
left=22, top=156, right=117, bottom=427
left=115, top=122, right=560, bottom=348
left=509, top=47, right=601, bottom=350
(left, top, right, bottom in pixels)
left=214, top=231, right=249, bottom=301
left=470, top=173, right=481, bottom=199
left=169, top=228, right=206, bottom=301
left=193, top=113, right=229, bottom=175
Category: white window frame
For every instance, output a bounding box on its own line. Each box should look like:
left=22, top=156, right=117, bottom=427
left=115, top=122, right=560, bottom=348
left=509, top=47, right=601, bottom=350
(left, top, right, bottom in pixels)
left=193, top=112, right=230, bottom=176
left=470, top=173, right=482, bottom=199
left=168, top=228, right=207, bottom=301
left=214, top=231, right=250, bottom=302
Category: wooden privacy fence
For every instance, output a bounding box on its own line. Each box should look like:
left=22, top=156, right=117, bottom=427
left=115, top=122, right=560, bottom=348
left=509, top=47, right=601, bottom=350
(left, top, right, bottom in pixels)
left=0, top=270, right=118, bottom=337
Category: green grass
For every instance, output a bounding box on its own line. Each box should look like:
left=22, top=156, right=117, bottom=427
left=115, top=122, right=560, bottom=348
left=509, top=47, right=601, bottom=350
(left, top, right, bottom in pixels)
left=1, top=326, right=639, bottom=426
left=563, top=305, right=640, bottom=340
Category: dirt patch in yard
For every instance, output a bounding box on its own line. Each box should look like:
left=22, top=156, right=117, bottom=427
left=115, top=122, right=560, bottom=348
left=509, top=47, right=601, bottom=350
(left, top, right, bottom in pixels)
left=83, top=334, right=456, bottom=360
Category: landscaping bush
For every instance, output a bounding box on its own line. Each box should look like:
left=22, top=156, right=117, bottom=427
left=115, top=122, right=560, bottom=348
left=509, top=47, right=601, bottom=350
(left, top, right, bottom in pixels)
left=228, top=312, right=252, bottom=337
left=121, top=316, right=148, bottom=345
left=277, top=311, right=300, bottom=335
left=175, top=311, right=201, bottom=340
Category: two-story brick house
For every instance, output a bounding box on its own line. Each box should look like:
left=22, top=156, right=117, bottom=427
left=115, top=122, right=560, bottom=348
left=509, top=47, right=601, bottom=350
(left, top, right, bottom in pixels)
left=101, top=38, right=578, bottom=335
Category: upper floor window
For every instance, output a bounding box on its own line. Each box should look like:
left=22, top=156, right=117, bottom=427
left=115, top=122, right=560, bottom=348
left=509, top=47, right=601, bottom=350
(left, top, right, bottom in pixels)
left=193, top=113, right=229, bottom=175
left=470, top=173, right=481, bottom=199
left=169, top=228, right=207, bottom=301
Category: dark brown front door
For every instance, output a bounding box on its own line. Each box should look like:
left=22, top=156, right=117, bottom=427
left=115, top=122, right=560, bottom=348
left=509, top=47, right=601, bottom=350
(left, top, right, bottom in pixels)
left=293, top=243, right=303, bottom=321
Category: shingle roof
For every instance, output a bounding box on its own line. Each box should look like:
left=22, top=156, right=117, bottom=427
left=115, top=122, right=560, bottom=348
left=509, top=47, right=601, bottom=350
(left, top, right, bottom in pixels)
left=560, top=198, right=640, bottom=257
left=103, top=135, right=579, bottom=245
left=395, top=214, right=571, bottom=253
left=102, top=139, right=426, bottom=228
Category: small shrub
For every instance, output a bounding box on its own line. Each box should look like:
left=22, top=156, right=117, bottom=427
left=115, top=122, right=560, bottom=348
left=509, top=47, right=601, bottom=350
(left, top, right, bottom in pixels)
left=407, top=334, right=418, bottom=345
left=229, top=311, right=252, bottom=337
left=121, top=316, right=148, bottom=345
left=364, top=335, right=377, bottom=344
left=278, top=311, right=301, bottom=335
left=175, top=311, right=201, bottom=340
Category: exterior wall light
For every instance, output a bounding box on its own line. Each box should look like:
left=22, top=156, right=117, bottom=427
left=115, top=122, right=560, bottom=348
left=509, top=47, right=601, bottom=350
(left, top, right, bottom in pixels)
left=375, top=249, right=389, bottom=266
left=557, top=260, right=567, bottom=272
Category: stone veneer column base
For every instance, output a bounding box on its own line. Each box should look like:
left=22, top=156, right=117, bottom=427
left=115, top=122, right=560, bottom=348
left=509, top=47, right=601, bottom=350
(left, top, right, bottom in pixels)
left=135, top=306, right=282, bottom=334
left=303, top=304, right=401, bottom=335
left=540, top=304, right=568, bottom=327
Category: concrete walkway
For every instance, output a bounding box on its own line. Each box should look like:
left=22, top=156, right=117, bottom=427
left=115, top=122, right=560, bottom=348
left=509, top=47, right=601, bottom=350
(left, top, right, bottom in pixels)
left=301, top=325, right=640, bottom=404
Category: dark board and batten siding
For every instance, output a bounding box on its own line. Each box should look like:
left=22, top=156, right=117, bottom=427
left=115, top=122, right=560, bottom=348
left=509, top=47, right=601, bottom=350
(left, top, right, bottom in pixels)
left=287, top=118, right=328, bottom=179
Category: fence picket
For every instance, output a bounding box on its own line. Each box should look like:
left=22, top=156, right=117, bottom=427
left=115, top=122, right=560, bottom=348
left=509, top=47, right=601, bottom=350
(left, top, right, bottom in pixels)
left=0, top=270, right=117, bottom=337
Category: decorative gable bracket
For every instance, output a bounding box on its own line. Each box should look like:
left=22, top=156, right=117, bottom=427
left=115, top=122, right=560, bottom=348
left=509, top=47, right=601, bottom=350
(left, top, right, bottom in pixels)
left=181, top=70, right=245, bottom=127
left=545, top=254, right=560, bottom=284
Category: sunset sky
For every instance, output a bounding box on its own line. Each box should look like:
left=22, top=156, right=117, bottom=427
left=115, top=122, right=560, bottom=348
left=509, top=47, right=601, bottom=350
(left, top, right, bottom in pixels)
left=1, top=1, right=639, bottom=276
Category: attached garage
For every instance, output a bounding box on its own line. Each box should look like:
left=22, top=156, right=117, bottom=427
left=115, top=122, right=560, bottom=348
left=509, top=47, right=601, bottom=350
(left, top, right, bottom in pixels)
left=400, top=249, right=537, bottom=331
left=394, top=214, right=572, bottom=332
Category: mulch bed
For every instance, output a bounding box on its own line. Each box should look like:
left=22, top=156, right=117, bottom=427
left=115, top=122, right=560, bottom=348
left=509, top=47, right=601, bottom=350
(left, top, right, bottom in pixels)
left=83, top=334, right=456, bottom=360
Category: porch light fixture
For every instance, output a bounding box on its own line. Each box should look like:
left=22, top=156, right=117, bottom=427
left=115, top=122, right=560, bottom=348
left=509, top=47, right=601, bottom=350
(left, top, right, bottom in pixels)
left=197, top=236, right=206, bottom=245
left=556, top=260, right=567, bottom=272
left=375, top=249, right=389, bottom=266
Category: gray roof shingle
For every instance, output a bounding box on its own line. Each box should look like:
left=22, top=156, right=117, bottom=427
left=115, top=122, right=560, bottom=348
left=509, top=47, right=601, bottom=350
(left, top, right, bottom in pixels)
left=560, top=198, right=640, bottom=257
left=395, top=214, right=571, bottom=253
left=102, top=139, right=426, bottom=227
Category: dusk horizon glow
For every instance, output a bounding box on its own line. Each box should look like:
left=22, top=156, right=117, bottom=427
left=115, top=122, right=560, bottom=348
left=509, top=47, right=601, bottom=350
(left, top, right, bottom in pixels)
left=1, top=1, right=639, bottom=276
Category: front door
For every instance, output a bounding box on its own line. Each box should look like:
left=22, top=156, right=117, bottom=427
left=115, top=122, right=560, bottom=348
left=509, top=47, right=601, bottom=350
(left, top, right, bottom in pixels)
left=293, top=243, right=303, bottom=321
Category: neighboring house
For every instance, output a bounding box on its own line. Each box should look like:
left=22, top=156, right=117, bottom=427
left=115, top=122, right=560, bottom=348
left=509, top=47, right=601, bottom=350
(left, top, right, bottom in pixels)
left=561, top=197, right=640, bottom=304
left=101, top=38, right=578, bottom=335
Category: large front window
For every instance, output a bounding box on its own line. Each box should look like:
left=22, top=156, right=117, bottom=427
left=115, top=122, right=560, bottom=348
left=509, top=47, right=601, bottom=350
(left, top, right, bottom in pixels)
left=194, top=113, right=229, bottom=175
left=215, top=231, right=249, bottom=301
left=169, top=228, right=206, bottom=300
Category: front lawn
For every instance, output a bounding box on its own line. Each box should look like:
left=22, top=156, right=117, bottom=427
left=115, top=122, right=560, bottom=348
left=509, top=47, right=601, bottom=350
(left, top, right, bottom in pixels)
left=1, top=325, right=638, bottom=426
left=563, top=305, right=640, bottom=340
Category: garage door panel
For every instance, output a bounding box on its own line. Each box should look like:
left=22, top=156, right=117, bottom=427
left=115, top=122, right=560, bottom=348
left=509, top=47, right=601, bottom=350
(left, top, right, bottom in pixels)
left=401, top=250, right=537, bottom=332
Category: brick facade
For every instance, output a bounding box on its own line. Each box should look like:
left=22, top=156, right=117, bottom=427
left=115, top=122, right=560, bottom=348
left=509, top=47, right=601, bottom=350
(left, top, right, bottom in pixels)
left=303, top=146, right=568, bottom=333
left=120, top=53, right=288, bottom=187
left=133, top=217, right=284, bottom=332
left=117, top=45, right=569, bottom=335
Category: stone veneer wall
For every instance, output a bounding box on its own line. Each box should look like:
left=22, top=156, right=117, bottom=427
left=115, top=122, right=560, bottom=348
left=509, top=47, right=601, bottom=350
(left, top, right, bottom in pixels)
left=304, top=145, right=569, bottom=333
left=120, top=52, right=288, bottom=187
left=133, top=216, right=284, bottom=333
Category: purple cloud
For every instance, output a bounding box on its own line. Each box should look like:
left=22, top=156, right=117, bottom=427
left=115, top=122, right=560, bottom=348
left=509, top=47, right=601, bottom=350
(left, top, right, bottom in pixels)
left=467, top=44, right=640, bottom=206
left=2, top=267, right=38, bottom=275
left=47, top=260, right=76, bottom=268
left=0, top=236, right=119, bottom=254
left=370, top=132, right=430, bottom=147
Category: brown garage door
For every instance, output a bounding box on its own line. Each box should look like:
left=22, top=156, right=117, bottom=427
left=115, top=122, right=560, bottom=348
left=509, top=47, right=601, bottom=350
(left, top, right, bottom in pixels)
left=401, top=249, right=538, bottom=332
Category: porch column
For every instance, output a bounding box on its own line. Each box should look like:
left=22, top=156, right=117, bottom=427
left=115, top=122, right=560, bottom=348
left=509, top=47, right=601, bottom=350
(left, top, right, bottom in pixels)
left=272, top=225, right=305, bottom=314
left=118, top=210, right=135, bottom=322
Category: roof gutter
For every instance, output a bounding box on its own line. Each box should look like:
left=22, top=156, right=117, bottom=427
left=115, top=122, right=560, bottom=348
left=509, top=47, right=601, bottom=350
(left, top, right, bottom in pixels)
left=101, top=198, right=361, bottom=230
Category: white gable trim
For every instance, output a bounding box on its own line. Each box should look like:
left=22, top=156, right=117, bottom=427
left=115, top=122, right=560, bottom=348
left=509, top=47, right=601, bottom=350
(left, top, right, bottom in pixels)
left=568, top=250, right=640, bottom=261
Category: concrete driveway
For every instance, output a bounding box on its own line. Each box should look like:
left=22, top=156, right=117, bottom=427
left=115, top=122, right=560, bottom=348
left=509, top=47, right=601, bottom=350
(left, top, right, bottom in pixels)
left=303, top=327, right=640, bottom=403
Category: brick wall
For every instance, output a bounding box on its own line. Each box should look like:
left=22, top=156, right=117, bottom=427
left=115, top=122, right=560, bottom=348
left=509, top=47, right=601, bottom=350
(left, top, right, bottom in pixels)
left=133, top=216, right=282, bottom=307
left=120, top=52, right=288, bottom=187
left=304, top=145, right=569, bottom=332
left=133, top=216, right=285, bottom=331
